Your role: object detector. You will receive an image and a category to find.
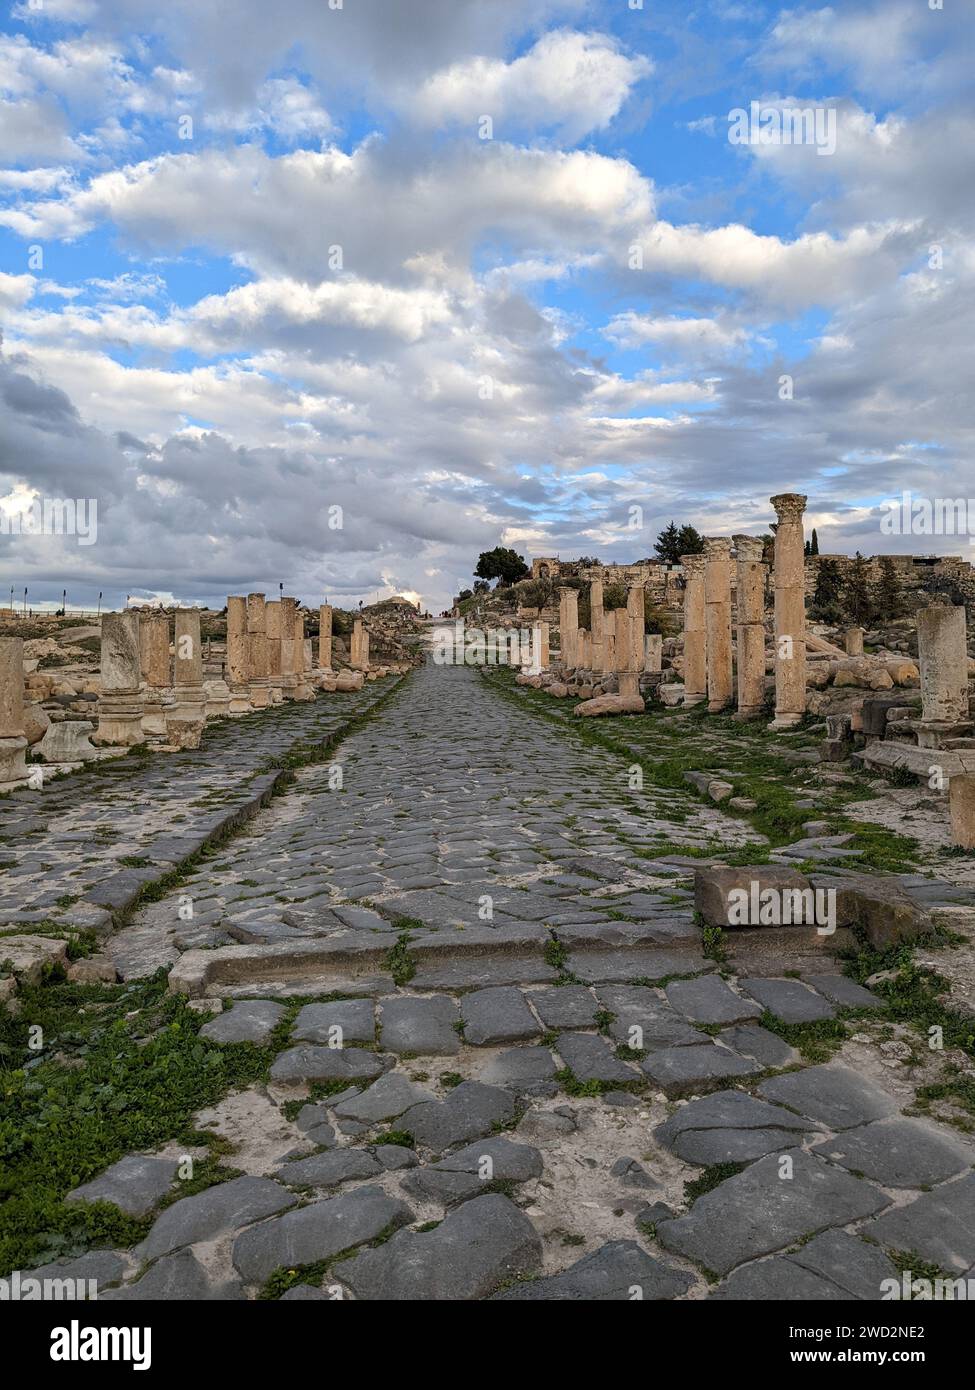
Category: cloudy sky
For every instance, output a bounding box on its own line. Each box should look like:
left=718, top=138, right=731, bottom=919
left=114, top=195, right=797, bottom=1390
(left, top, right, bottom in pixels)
left=0, top=0, right=972, bottom=612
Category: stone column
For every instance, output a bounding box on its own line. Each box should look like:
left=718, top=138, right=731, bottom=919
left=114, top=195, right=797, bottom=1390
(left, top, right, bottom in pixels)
left=605, top=608, right=618, bottom=674
left=733, top=534, right=767, bottom=720
left=319, top=604, right=333, bottom=671
left=619, top=585, right=644, bottom=700
left=845, top=627, right=865, bottom=657
left=681, top=554, right=707, bottom=706
left=351, top=618, right=367, bottom=672
left=949, top=774, right=975, bottom=850
left=703, top=537, right=734, bottom=713
left=559, top=589, right=579, bottom=670
left=266, top=600, right=284, bottom=703
left=293, top=612, right=315, bottom=699
left=278, top=598, right=298, bottom=697
left=770, top=492, right=808, bottom=729
left=0, top=637, right=28, bottom=783
left=246, top=592, right=270, bottom=709
left=225, top=597, right=252, bottom=714
left=917, top=605, right=969, bottom=732
left=167, top=609, right=206, bottom=748
left=140, top=612, right=172, bottom=735
left=531, top=621, right=549, bottom=673
left=95, top=612, right=145, bottom=746
left=644, top=634, right=663, bottom=673
left=590, top=579, right=605, bottom=673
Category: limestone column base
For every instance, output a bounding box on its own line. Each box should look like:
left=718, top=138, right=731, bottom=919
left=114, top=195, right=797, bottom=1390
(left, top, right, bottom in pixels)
left=37, top=721, right=98, bottom=762
left=141, top=699, right=170, bottom=737
left=949, top=774, right=975, bottom=849
left=94, top=696, right=146, bottom=746
left=228, top=684, right=253, bottom=715
left=166, top=688, right=205, bottom=749
left=293, top=680, right=316, bottom=701
left=279, top=675, right=298, bottom=700
left=204, top=679, right=231, bottom=718
left=268, top=686, right=284, bottom=704
left=769, top=712, right=803, bottom=730
left=683, top=692, right=707, bottom=707
left=733, top=705, right=765, bottom=722
left=249, top=681, right=270, bottom=709
left=0, top=735, right=28, bottom=784
left=618, top=673, right=640, bottom=700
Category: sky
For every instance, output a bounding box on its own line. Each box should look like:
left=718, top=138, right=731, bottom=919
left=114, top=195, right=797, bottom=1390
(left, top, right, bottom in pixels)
left=0, top=0, right=972, bottom=613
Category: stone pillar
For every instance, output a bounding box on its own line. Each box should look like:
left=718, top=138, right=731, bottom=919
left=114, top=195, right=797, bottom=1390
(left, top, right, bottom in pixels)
left=351, top=618, right=367, bottom=672
left=293, top=612, right=315, bottom=699
left=770, top=492, right=808, bottom=729
left=917, top=605, right=969, bottom=732
left=605, top=608, right=618, bottom=674
left=0, top=637, right=28, bottom=783
left=845, top=627, right=865, bottom=657
left=225, top=597, right=252, bottom=714
left=531, top=621, right=549, bottom=673
left=319, top=604, right=333, bottom=671
left=949, top=774, right=975, bottom=850
left=590, top=579, right=605, bottom=673
left=279, top=598, right=298, bottom=697
left=733, top=534, right=767, bottom=720
left=166, top=609, right=205, bottom=747
left=559, top=589, right=579, bottom=670
left=95, top=612, right=145, bottom=746
left=644, top=634, right=663, bottom=673
left=619, top=585, right=644, bottom=700
left=703, top=537, right=734, bottom=713
left=266, top=600, right=284, bottom=703
left=246, top=593, right=270, bottom=709
left=140, top=612, right=172, bottom=735
left=681, top=554, right=707, bottom=706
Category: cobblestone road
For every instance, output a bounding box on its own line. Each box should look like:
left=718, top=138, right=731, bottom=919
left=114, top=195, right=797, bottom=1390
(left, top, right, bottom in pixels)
left=25, top=666, right=975, bottom=1301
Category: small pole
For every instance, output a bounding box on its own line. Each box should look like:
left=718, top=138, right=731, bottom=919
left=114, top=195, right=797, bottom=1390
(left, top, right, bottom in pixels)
left=22, top=587, right=27, bottom=617
left=97, top=591, right=102, bottom=617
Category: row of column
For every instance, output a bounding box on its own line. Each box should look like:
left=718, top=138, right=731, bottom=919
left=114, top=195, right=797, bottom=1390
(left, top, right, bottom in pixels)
left=558, top=582, right=663, bottom=695
left=681, top=493, right=807, bottom=727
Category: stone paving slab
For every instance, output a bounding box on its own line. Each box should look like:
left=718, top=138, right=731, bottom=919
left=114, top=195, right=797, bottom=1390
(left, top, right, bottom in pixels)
left=865, top=1173, right=975, bottom=1272
left=757, top=1065, right=901, bottom=1130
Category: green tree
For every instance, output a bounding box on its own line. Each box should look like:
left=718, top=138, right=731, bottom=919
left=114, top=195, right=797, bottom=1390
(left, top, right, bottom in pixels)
left=676, top=524, right=704, bottom=557
left=810, top=527, right=819, bottom=555
left=654, top=521, right=681, bottom=563
left=874, top=557, right=907, bottom=619
left=810, top=558, right=844, bottom=622
left=842, top=553, right=875, bottom=626
left=474, top=547, right=529, bottom=587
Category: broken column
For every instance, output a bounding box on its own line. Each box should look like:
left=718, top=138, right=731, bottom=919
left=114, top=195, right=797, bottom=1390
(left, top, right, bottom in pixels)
left=532, top=621, right=549, bottom=673
left=266, top=600, right=284, bottom=703
left=319, top=604, right=333, bottom=671
left=278, top=598, right=298, bottom=698
left=681, top=553, right=707, bottom=706
left=733, top=534, right=767, bottom=720
left=770, top=492, right=808, bottom=729
left=140, top=611, right=171, bottom=735
left=619, top=585, right=644, bottom=700
left=246, top=592, right=270, bottom=709
left=167, top=609, right=206, bottom=748
left=590, top=579, right=605, bottom=673
left=0, top=637, right=28, bottom=783
left=351, top=618, right=367, bottom=672
left=559, top=589, right=579, bottom=670
left=949, top=774, right=975, bottom=850
left=917, top=604, right=970, bottom=743
left=644, top=634, right=663, bottom=673
left=845, top=627, right=865, bottom=657
left=293, top=611, right=316, bottom=699
left=225, top=597, right=252, bottom=714
left=95, top=612, right=145, bottom=746
left=703, top=537, right=733, bottom=713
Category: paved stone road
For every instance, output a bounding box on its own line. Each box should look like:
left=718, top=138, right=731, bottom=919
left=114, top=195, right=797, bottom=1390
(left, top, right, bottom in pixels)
left=38, top=667, right=975, bottom=1299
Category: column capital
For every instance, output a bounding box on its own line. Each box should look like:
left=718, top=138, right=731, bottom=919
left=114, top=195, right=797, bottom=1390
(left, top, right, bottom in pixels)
left=702, top=535, right=733, bottom=558
left=770, top=492, right=807, bottom=523
left=733, top=534, right=765, bottom=562
left=680, top=553, right=706, bottom=576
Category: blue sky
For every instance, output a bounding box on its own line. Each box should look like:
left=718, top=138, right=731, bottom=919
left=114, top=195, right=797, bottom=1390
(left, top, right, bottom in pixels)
left=0, top=0, right=972, bottom=611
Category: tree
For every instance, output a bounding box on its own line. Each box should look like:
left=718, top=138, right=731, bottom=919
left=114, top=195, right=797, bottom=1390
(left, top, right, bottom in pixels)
left=472, top=579, right=490, bottom=594
left=811, top=527, right=820, bottom=556
left=654, top=522, right=681, bottom=563
left=474, top=547, right=529, bottom=587
left=676, top=524, right=704, bottom=557
left=842, top=553, right=875, bottom=626
left=810, top=558, right=844, bottom=622
left=655, top=522, right=703, bottom=564
left=874, top=558, right=907, bottom=619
